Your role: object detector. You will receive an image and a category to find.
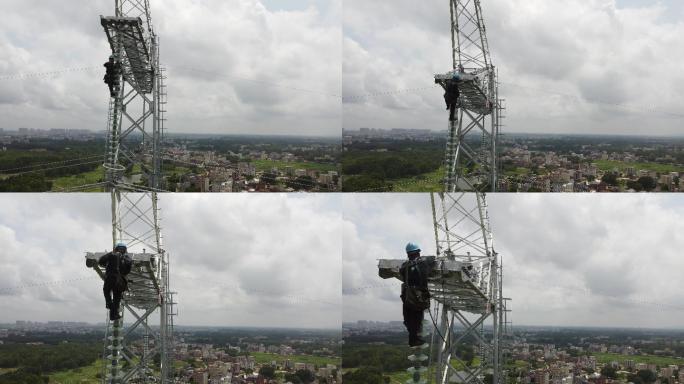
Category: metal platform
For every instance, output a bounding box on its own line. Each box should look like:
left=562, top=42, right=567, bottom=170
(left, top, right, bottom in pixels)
left=101, top=16, right=153, bottom=93
left=85, top=252, right=160, bottom=309
left=378, top=257, right=492, bottom=315
left=435, top=70, right=492, bottom=116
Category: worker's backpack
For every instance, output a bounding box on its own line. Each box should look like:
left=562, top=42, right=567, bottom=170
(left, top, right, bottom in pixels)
left=114, top=253, right=131, bottom=292
left=404, top=285, right=431, bottom=311
left=120, top=254, right=133, bottom=276
left=402, top=259, right=431, bottom=311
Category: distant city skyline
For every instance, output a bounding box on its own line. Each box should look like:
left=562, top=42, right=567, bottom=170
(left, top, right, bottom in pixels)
left=0, top=126, right=341, bottom=138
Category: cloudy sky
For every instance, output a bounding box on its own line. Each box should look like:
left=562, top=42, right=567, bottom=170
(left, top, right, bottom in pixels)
left=343, top=193, right=684, bottom=329
left=0, top=0, right=341, bottom=136
left=343, top=0, right=684, bottom=136
left=0, top=193, right=341, bottom=329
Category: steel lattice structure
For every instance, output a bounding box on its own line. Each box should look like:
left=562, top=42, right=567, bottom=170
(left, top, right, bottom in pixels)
left=84, top=1, right=175, bottom=383
left=102, top=0, right=166, bottom=191
left=378, top=193, right=510, bottom=384
left=435, top=0, right=504, bottom=192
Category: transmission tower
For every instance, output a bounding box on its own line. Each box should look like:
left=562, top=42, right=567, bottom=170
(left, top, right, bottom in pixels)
left=84, top=1, right=175, bottom=383
left=379, top=192, right=511, bottom=384
left=435, top=0, right=504, bottom=192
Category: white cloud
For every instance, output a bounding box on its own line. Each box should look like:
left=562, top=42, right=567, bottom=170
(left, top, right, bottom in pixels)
left=342, top=193, right=684, bottom=329
left=343, top=0, right=684, bottom=135
left=0, top=0, right=341, bottom=136
left=0, top=193, right=341, bottom=329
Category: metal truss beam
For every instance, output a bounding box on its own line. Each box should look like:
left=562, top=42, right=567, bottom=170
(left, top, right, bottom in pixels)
left=436, top=0, right=501, bottom=192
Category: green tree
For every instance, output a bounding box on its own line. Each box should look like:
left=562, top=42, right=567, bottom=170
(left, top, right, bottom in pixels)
left=342, top=367, right=383, bottom=384
left=261, top=172, right=277, bottom=185
left=601, top=366, right=617, bottom=379
left=626, top=180, right=643, bottom=191
left=295, top=369, right=315, bottom=383
left=259, top=365, right=275, bottom=379
left=341, top=175, right=391, bottom=192
left=637, top=176, right=657, bottom=191
left=637, top=369, right=657, bottom=383
left=284, top=373, right=303, bottom=384
left=601, top=173, right=618, bottom=186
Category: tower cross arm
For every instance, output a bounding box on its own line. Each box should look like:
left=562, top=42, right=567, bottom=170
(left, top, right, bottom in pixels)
left=378, top=256, right=471, bottom=282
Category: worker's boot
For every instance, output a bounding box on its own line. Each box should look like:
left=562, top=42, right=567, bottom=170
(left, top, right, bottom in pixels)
left=110, top=309, right=121, bottom=321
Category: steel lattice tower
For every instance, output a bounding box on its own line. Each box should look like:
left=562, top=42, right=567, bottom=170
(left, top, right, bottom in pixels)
left=379, top=192, right=510, bottom=384
left=435, top=0, right=503, bottom=192
left=84, top=1, right=175, bottom=383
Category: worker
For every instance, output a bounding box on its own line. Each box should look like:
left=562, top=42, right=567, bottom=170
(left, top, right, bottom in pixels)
left=399, top=242, right=435, bottom=347
left=103, top=55, right=121, bottom=97
left=98, top=242, right=132, bottom=321
left=443, top=78, right=460, bottom=121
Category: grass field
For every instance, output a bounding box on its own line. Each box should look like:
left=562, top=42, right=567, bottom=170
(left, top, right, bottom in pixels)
left=592, top=352, right=683, bottom=366
left=251, top=159, right=338, bottom=173
left=249, top=352, right=340, bottom=367
left=504, top=167, right=531, bottom=177
left=0, top=368, right=18, bottom=375
left=51, top=166, right=105, bottom=191
left=48, top=163, right=191, bottom=192
left=49, top=359, right=103, bottom=384
left=594, top=160, right=684, bottom=174
left=390, top=166, right=445, bottom=192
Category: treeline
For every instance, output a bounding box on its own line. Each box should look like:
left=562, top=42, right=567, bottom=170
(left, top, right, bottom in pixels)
left=0, top=342, right=100, bottom=371
left=0, top=139, right=104, bottom=191
left=0, top=342, right=100, bottom=383
left=1, top=331, right=101, bottom=345
left=342, top=144, right=445, bottom=191
left=342, top=343, right=412, bottom=372
left=343, top=332, right=480, bottom=384
left=0, top=370, right=48, bottom=384
left=343, top=151, right=442, bottom=178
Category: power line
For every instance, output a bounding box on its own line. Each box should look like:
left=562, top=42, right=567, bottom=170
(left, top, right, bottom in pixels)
left=0, top=65, right=342, bottom=99
left=0, top=155, right=103, bottom=174
left=0, top=276, right=100, bottom=293
left=343, top=85, right=441, bottom=102
left=167, top=65, right=342, bottom=98
left=345, top=81, right=684, bottom=119
left=1, top=160, right=103, bottom=177
left=0, top=66, right=101, bottom=81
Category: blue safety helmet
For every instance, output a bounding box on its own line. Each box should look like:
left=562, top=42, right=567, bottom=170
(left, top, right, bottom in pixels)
left=405, top=242, right=421, bottom=254
left=114, top=242, right=127, bottom=250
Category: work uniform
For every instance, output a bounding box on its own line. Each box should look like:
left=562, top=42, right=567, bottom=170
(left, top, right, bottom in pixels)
left=399, top=255, right=435, bottom=346
left=444, top=79, right=460, bottom=121
left=103, top=60, right=121, bottom=97
left=98, top=251, right=132, bottom=320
